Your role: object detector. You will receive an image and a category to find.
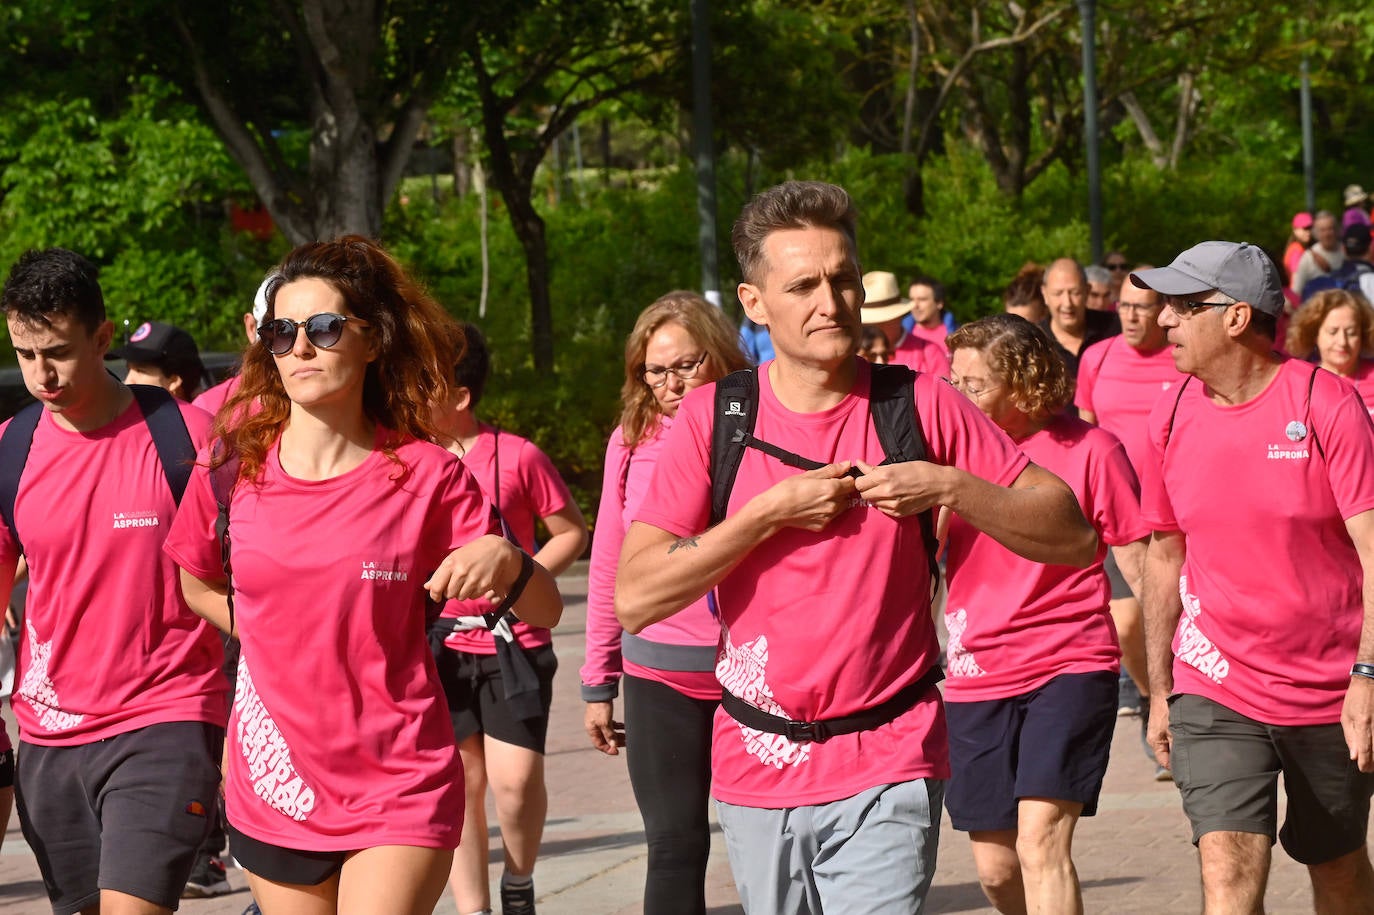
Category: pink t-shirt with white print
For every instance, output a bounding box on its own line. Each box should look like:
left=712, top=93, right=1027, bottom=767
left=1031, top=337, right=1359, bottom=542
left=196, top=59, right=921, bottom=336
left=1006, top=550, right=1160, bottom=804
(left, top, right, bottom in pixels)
left=634, top=359, right=1029, bottom=808
left=0, top=399, right=225, bottom=746
left=944, top=413, right=1146, bottom=702
left=441, top=425, right=573, bottom=654
left=891, top=332, right=952, bottom=379
left=583, top=419, right=721, bottom=703
left=165, top=431, right=495, bottom=850
left=1075, top=337, right=1184, bottom=475
left=1140, top=358, right=1374, bottom=725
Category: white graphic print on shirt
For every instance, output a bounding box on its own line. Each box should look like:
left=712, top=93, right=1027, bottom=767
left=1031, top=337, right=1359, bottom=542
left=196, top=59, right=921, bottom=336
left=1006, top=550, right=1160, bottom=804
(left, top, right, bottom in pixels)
left=20, top=621, right=84, bottom=732
left=717, top=630, right=811, bottom=770
left=236, top=657, right=316, bottom=821
left=944, top=608, right=987, bottom=678
left=1174, top=575, right=1231, bottom=684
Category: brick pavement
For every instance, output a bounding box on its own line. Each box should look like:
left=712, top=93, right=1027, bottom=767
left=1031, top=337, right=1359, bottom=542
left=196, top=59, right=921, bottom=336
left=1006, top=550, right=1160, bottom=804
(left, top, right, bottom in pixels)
left=0, top=562, right=1363, bottom=913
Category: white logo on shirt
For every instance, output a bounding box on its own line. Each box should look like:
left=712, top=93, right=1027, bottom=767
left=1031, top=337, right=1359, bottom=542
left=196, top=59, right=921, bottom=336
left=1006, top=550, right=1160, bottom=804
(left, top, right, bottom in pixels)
left=236, top=657, right=316, bottom=821
left=717, top=630, right=811, bottom=770
left=360, top=561, right=408, bottom=582
left=112, top=510, right=159, bottom=529
left=1174, top=575, right=1230, bottom=684
left=1266, top=442, right=1309, bottom=460
left=1162, top=381, right=1174, bottom=391
left=944, top=608, right=987, bottom=678
left=1285, top=420, right=1308, bottom=442
left=20, top=621, right=84, bottom=732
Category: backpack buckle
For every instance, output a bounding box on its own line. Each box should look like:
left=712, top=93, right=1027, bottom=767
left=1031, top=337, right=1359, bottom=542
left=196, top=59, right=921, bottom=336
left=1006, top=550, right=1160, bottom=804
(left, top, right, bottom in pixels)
left=784, top=718, right=830, bottom=743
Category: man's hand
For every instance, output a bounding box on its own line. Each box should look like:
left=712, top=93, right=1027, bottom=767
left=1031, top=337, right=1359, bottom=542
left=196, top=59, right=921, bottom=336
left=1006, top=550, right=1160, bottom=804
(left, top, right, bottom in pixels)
left=1147, top=693, right=1173, bottom=772
left=584, top=701, right=626, bottom=756
left=852, top=460, right=947, bottom=519
left=1343, top=676, right=1374, bottom=772
left=758, top=462, right=859, bottom=533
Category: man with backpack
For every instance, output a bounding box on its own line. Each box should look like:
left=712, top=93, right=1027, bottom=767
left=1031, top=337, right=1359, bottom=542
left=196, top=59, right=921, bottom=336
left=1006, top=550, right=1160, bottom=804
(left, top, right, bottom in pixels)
left=615, top=180, right=1096, bottom=913
left=1302, top=223, right=1374, bottom=304
left=0, top=248, right=226, bottom=915
left=1133, top=241, right=1374, bottom=912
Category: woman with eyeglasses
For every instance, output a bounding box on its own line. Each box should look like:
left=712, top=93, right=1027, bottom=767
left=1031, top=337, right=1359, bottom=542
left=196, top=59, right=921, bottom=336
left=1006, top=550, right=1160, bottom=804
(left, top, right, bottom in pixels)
left=1287, top=288, right=1374, bottom=413
left=581, top=291, right=748, bottom=915
left=164, top=236, right=562, bottom=915
left=942, top=314, right=1148, bottom=915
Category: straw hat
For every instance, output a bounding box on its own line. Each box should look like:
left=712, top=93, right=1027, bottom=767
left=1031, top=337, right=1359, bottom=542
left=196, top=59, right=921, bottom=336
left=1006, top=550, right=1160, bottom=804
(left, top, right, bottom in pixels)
left=861, top=271, right=913, bottom=323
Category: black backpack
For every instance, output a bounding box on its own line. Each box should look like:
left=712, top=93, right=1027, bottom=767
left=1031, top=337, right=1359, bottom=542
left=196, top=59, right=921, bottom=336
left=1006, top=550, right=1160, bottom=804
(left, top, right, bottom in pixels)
left=0, top=385, right=194, bottom=555
left=709, top=363, right=940, bottom=586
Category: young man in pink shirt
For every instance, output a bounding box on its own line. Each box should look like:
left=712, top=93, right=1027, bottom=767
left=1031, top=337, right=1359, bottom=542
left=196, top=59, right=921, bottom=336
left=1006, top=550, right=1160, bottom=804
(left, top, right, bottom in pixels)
left=616, top=181, right=1097, bottom=914
left=0, top=248, right=225, bottom=915
left=1134, top=241, right=1374, bottom=912
left=907, top=277, right=951, bottom=347
left=1076, top=274, right=1185, bottom=766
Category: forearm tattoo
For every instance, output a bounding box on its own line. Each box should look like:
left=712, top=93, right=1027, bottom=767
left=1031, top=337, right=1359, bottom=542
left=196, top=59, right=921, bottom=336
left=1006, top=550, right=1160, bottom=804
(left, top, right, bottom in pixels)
left=668, top=535, right=700, bottom=554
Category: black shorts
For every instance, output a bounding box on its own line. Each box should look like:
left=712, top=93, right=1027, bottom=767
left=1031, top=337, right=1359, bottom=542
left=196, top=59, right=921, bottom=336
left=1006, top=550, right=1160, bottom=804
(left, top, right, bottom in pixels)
left=432, top=640, right=557, bottom=753
left=227, top=823, right=345, bottom=886
left=946, top=670, right=1117, bottom=832
left=1169, top=693, right=1374, bottom=864
left=16, top=721, right=222, bottom=915
left=0, top=747, right=13, bottom=789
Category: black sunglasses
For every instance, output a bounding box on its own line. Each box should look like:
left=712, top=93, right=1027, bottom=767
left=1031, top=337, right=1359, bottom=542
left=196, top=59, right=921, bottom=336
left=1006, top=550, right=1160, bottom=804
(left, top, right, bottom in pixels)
left=257, top=313, right=366, bottom=355
left=1105, top=262, right=1130, bottom=271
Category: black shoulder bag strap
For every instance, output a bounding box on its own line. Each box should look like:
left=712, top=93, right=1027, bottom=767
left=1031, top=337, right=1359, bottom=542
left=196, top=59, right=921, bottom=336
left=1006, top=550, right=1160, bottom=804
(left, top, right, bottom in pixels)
left=867, top=364, right=939, bottom=585
left=209, top=444, right=242, bottom=633
left=129, top=384, right=195, bottom=504
left=0, top=402, right=45, bottom=555
left=1306, top=363, right=1326, bottom=462
left=711, top=369, right=761, bottom=526
left=1162, top=376, right=1193, bottom=454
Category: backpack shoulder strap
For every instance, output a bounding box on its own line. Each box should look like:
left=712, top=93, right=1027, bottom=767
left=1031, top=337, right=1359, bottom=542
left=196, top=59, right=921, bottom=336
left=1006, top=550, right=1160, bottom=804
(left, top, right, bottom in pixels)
left=710, top=369, right=759, bottom=526
left=130, top=385, right=195, bottom=505
left=1306, top=362, right=1326, bottom=461
left=0, top=402, right=45, bottom=555
left=209, top=444, right=241, bottom=632
left=1162, top=375, right=1193, bottom=453
left=867, top=363, right=940, bottom=585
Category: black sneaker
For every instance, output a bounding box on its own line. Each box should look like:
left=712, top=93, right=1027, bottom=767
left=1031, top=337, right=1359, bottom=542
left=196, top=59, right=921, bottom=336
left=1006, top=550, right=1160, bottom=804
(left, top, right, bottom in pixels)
left=182, top=854, right=232, bottom=898
left=500, top=879, right=536, bottom=915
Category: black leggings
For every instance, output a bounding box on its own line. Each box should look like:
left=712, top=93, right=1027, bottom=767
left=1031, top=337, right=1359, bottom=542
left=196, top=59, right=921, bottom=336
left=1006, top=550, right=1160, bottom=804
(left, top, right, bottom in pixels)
left=623, top=674, right=718, bottom=915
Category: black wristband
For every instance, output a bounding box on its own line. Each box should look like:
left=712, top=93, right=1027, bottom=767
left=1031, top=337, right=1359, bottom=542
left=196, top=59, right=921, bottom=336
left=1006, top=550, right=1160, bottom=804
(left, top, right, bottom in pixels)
left=1351, top=662, right=1374, bottom=681
left=482, top=550, right=535, bottom=629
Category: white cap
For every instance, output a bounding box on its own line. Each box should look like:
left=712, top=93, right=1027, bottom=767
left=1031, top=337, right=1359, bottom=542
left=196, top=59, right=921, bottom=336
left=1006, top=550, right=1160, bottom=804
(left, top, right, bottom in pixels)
left=252, top=275, right=276, bottom=323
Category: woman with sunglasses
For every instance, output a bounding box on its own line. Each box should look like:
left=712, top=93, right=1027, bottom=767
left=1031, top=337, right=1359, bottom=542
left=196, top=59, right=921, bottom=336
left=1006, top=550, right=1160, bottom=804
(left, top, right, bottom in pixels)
left=164, top=236, right=562, bottom=915
left=942, top=314, right=1148, bottom=915
left=581, top=291, right=747, bottom=915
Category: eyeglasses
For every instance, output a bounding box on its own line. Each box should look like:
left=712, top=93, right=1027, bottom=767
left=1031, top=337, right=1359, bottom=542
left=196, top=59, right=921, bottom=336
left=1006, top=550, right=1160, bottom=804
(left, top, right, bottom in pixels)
left=1105, top=262, right=1130, bottom=272
left=951, top=377, right=1002, bottom=400
left=641, top=352, right=708, bottom=388
left=1116, top=301, right=1162, bottom=314
left=257, top=313, right=367, bottom=355
left=1165, top=297, right=1230, bottom=317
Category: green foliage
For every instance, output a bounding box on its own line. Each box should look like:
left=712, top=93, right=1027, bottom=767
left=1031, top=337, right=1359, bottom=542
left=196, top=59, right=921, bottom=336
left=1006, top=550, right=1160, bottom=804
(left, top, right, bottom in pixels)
left=0, top=76, right=278, bottom=350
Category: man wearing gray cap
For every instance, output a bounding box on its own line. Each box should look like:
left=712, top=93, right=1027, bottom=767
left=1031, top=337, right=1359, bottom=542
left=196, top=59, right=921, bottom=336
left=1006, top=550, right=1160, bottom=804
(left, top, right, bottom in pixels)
left=1133, top=241, right=1374, bottom=911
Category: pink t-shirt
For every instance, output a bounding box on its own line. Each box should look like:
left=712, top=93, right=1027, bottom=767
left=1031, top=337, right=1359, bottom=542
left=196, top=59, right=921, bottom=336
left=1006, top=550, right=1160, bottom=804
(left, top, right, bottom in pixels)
left=1075, top=336, right=1184, bottom=475
left=891, top=332, right=952, bottom=379
left=192, top=374, right=241, bottom=418
left=944, top=414, right=1146, bottom=702
left=441, top=425, right=573, bottom=654
left=583, top=420, right=721, bottom=703
left=1335, top=361, right=1374, bottom=417
left=911, top=323, right=949, bottom=349
left=1140, top=358, right=1374, bottom=725
left=0, top=399, right=225, bottom=746
left=634, top=359, right=1029, bottom=807
left=164, top=431, right=493, bottom=850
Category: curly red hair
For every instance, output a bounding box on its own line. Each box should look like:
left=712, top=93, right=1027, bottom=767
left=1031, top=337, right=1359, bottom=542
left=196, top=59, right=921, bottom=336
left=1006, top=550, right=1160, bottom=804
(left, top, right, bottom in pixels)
left=213, top=236, right=462, bottom=482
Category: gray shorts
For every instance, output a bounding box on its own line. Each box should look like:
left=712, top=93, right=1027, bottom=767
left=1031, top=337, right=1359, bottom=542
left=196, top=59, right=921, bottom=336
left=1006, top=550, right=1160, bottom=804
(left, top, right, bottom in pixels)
left=716, top=779, right=944, bottom=915
left=1103, top=548, right=1132, bottom=601
left=1169, top=693, right=1374, bottom=865
left=16, top=721, right=222, bottom=915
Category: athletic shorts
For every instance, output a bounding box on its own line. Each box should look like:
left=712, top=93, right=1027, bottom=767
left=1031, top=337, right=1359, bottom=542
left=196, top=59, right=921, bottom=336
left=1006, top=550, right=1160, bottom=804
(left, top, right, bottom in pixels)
left=945, top=670, right=1117, bottom=832
left=0, top=748, right=13, bottom=789
left=433, top=642, right=557, bottom=753
left=1103, top=549, right=1132, bottom=601
left=16, top=721, right=222, bottom=915
left=1169, top=693, right=1374, bottom=865
left=227, top=823, right=345, bottom=886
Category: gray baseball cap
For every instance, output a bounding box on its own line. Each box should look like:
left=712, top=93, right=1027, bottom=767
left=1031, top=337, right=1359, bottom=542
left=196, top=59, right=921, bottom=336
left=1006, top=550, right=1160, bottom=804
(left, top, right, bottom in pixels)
left=1129, top=241, right=1284, bottom=316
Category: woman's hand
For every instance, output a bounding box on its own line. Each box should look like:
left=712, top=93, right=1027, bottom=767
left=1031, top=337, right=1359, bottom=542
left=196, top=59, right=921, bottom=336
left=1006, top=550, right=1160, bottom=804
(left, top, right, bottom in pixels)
left=425, top=535, right=519, bottom=603
left=584, top=701, right=626, bottom=755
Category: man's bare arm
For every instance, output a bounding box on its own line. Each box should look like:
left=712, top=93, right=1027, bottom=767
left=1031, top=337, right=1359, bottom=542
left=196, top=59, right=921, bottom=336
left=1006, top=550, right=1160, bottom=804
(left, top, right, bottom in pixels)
left=1142, top=529, right=1186, bottom=769
left=854, top=460, right=1097, bottom=567
left=1112, top=537, right=1148, bottom=601
left=615, top=463, right=857, bottom=633
left=1341, top=509, right=1374, bottom=771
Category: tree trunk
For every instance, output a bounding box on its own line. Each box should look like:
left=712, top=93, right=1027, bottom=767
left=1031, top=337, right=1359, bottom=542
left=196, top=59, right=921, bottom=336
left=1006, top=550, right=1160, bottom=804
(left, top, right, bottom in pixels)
left=505, top=191, right=554, bottom=373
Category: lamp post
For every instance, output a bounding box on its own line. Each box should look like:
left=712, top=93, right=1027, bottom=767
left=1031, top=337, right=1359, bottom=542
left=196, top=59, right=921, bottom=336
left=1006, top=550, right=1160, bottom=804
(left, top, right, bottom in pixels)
left=691, top=0, right=721, bottom=306
left=1300, top=55, right=1316, bottom=214
left=1078, top=0, right=1103, bottom=264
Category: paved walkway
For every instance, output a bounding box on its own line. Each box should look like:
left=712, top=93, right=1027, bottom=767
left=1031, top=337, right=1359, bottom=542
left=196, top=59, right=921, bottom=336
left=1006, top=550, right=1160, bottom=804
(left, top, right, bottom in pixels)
left=0, top=562, right=1361, bottom=913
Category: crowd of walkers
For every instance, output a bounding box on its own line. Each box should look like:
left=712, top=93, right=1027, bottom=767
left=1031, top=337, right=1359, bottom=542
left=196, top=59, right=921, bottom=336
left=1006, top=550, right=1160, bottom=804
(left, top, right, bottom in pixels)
left=2, top=176, right=1374, bottom=915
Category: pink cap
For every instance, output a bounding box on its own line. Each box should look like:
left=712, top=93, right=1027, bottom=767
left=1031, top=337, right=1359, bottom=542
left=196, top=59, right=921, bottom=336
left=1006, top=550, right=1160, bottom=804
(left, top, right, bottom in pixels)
left=1292, top=212, right=1314, bottom=230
